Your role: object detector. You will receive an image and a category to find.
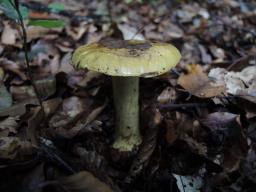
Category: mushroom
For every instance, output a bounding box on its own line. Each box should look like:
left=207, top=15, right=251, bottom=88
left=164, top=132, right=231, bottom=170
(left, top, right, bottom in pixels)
left=72, top=39, right=181, bottom=151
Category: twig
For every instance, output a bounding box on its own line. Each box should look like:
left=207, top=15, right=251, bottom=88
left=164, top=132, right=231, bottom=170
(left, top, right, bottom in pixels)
left=158, top=103, right=209, bottom=110
left=9, top=0, right=44, bottom=113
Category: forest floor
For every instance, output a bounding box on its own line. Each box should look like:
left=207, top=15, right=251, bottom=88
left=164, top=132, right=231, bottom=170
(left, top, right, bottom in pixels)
left=0, top=0, right=256, bottom=191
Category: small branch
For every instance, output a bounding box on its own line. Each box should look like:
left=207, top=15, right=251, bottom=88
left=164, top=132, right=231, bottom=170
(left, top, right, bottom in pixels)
left=10, top=0, right=44, bottom=113
left=158, top=103, right=209, bottom=110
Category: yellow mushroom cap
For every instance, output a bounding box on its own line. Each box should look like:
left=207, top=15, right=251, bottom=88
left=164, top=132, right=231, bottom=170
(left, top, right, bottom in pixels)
left=72, top=39, right=181, bottom=77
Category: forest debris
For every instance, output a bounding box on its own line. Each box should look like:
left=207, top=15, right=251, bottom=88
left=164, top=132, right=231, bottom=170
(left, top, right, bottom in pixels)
left=26, top=26, right=50, bottom=42
left=117, top=23, right=144, bottom=40
left=0, top=117, right=18, bottom=136
left=54, top=101, right=107, bottom=138
left=27, top=107, right=44, bottom=146
left=0, top=136, right=21, bottom=159
left=77, top=71, right=102, bottom=87
left=1, top=22, right=18, bottom=45
left=165, top=119, right=178, bottom=145
left=49, top=96, right=89, bottom=128
left=157, top=86, right=176, bottom=104
left=0, top=58, right=27, bottom=80
left=241, top=149, right=256, bottom=183
left=209, top=66, right=256, bottom=103
left=178, top=64, right=225, bottom=98
left=35, top=76, right=56, bottom=99
left=59, top=171, right=113, bottom=192
left=0, top=81, right=13, bottom=109
left=42, top=98, right=62, bottom=117
left=201, top=112, right=248, bottom=172
left=0, top=97, right=39, bottom=117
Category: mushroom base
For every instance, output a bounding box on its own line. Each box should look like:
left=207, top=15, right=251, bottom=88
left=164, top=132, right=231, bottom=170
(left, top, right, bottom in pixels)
left=112, top=76, right=141, bottom=151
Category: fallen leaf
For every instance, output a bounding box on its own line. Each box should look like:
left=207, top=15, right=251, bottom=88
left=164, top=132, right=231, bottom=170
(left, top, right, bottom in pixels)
left=35, top=76, right=56, bottom=99
left=0, top=58, right=27, bottom=80
left=1, top=21, right=18, bottom=45
left=42, top=98, right=62, bottom=117
left=0, top=116, right=18, bottom=135
left=59, top=171, right=113, bottom=192
left=0, top=97, right=39, bottom=117
left=77, top=71, right=102, bottom=87
left=201, top=112, right=248, bottom=172
left=178, top=64, right=225, bottom=98
left=54, top=101, right=107, bottom=138
left=198, top=44, right=212, bottom=64
left=0, top=136, right=21, bottom=160
left=157, top=86, right=176, bottom=104
left=117, top=23, right=144, bottom=40
left=165, top=119, right=178, bottom=145
left=208, top=66, right=256, bottom=103
left=241, top=149, right=256, bottom=183
left=27, top=107, right=44, bottom=146
left=26, top=26, right=50, bottom=42
left=49, top=96, right=93, bottom=131
left=0, top=81, right=12, bottom=110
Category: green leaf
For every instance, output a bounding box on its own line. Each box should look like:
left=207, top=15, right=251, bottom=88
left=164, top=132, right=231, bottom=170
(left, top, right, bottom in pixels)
left=48, top=2, right=65, bottom=12
left=0, top=0, right=28, bottom=20
left=28, top=19, right=65, bottom=28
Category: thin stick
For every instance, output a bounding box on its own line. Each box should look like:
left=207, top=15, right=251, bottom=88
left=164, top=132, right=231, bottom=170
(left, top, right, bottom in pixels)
left=10, top=0, right=44, bottom=113
left=158, top=103, right=209, bottom=110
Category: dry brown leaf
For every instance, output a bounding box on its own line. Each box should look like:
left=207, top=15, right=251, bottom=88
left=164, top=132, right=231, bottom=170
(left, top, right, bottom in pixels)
left=0, top=81, right=13, bottom=109
left=42, top=98, right=62, bottom=117
left=77, top=71, right=102, bottom=87
left=1, top=22, right=18, bottom=45
left=54, top=101, right=107, bottom=138
left=27, top=107, right=44, bottom=146
left=26, top=26, right=50, bottom=42
left=58, top=52, right=75, bottom=74
left=66, top=22, right=88, bottom=41
left=165, top=119, right=178, bottom=145
left=49, top=96, right=94, bottom=134
left=0, top=136, right=21, bottom=160
left=0, top=58, right=27, bottom=80
left=59, top=171, right=113, bottom=192
left=178, top=64, right=225, bottom=98
left=201, top=112, right=248, bottom=172
left=0, top=97, right=39, bottom=117
left=10, top=85, right=36, bottom=101
left=0, top=117, right=18, bottom=135
left=209, top=66, right=256, bottom=103
left=157, top=86, right=176, bottom=104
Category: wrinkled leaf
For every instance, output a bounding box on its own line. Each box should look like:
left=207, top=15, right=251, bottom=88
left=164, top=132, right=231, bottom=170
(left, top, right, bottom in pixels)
left=178, top=64, right=225, bottom=98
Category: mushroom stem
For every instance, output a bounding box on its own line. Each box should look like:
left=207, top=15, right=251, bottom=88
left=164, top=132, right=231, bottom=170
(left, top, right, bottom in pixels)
left=112, top=76, right=141, bottom=151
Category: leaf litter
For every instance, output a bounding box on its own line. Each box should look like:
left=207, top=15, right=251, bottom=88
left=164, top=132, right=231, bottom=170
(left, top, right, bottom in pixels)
left=0, top=0, right=256, bottom=191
